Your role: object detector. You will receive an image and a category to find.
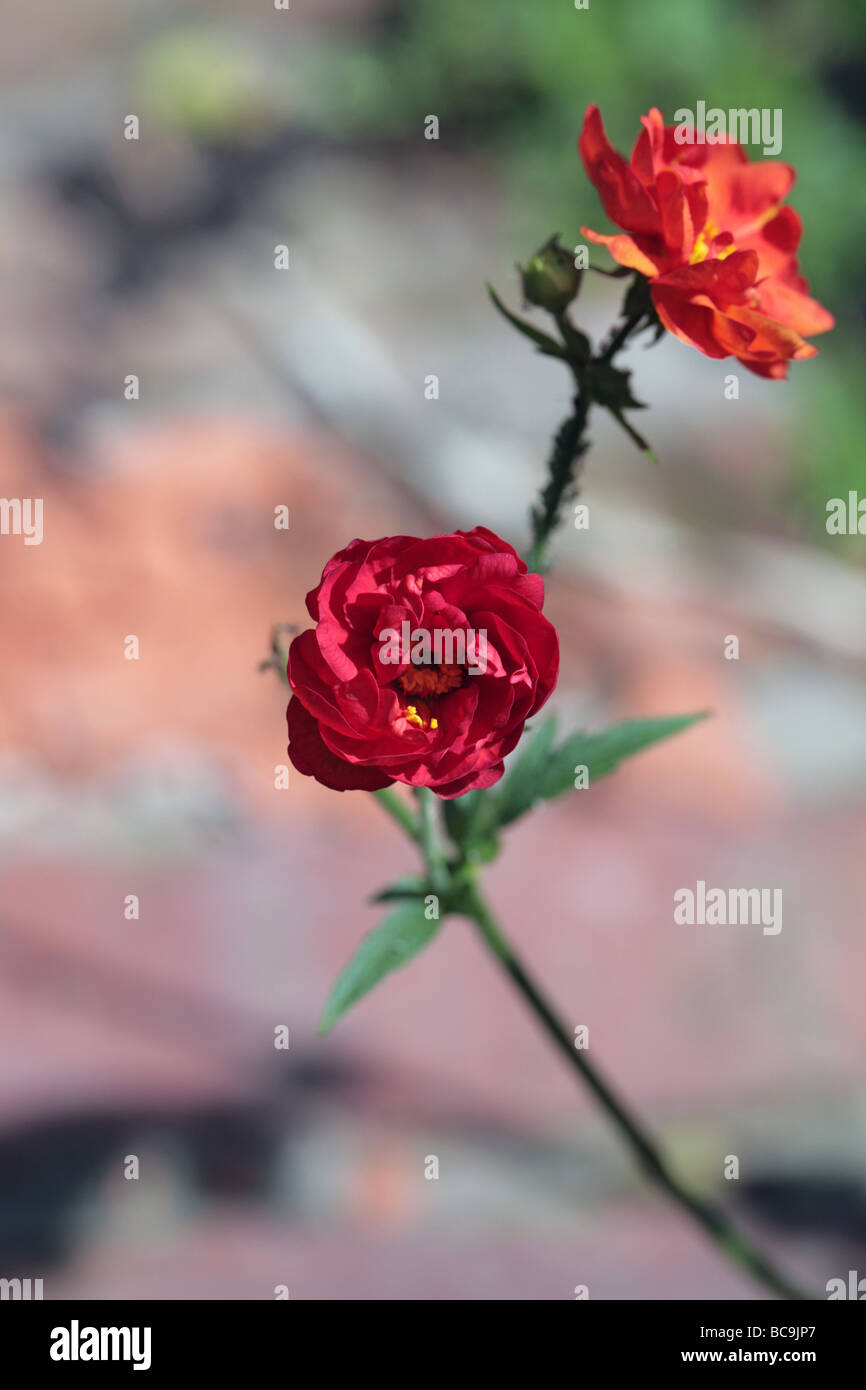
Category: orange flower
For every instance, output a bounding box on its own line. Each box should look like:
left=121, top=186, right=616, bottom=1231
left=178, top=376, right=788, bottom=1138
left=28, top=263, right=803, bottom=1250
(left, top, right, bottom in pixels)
left=579, top=105, right=833, bottom=378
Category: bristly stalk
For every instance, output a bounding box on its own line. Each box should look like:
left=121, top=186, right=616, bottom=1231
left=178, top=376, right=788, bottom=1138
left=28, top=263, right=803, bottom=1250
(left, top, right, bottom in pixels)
left=489, top=258, right=660, bottom=572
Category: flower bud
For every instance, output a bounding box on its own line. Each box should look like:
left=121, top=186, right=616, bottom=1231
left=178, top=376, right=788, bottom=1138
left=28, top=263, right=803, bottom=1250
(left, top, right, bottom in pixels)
left=520, top=236, right=582, bottom=314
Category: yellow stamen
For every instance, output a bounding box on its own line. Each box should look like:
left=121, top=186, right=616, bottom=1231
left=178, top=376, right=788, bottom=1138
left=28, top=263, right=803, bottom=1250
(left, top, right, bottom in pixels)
left=405, top=704, right=424, bottom=729
left=689, top=218, right=736, bottom=265
left=401, top=701, right=439, bottom=733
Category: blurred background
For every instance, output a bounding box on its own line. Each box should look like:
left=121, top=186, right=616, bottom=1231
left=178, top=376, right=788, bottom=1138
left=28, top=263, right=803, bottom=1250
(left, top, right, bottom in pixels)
left=0, top=0, right=864, bottom=1300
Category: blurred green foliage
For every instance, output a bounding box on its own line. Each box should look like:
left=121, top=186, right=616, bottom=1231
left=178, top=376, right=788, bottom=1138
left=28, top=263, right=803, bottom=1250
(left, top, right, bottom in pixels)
left=296, top=0, right=865, bottom=552
left=136, top=30, right=285, bottom=140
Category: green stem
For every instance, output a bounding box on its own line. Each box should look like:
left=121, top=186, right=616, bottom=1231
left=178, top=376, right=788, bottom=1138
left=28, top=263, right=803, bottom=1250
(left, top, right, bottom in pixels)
left=414, top=786, right=450, bottom=896
left=526, top=309, right=646, bottom=573
left=527, top=390, right=590, bottom=574
left=463, top=879, right=813, bottom=1302
left=598, top=311, right=644, bottom=364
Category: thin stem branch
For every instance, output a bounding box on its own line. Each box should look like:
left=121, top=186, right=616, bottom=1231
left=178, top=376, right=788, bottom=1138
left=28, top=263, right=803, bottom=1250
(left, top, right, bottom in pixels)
left=463, top=880, right=812, bottom=1301
left=598, top=311, right=644, bottom=364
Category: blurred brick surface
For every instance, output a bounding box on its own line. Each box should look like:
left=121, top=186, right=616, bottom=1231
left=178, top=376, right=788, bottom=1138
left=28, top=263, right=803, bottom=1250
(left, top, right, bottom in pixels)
left=49, top=1207, right=820, bottom=1301
left=1, top=404, right=864, bottom=1297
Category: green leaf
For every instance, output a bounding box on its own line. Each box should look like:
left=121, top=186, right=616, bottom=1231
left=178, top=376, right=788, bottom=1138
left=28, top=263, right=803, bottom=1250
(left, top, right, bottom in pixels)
left=539, top=713, right=708, bottom=801
left=442, top=787, right=483, bottom=841
left=555, top=314, right=591, bottom=366
left=486, top=285, right=569, bottom=359
left=622, top=273, right=655, bottom=321
left=585, top=362, right=645, bottom=412
left=461, top=833, right=501, bottom=865
left=442, top=790, right=501, bottom=861
left=608, top=406, right=658, bottom=464
left=487, top=717, right=559, bottom=829
left=370, top=874, right=428, bottom=904
left=318, top=902, right=442, bottom=1034
left=448, top=713, right=708, bottom=844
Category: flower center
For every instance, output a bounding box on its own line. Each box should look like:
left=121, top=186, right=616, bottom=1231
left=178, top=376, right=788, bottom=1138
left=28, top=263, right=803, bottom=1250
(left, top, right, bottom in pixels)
left=396, top=662, right=465, bottom=733
left=399, top=662, right=464, bottom=698
left=690, top=219, right=735, bottom=265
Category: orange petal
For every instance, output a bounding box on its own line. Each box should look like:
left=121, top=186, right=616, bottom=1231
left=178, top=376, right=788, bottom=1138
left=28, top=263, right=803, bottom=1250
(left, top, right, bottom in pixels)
left=582, top=226, right=663, bottom=278
left=753, top=277, right=834, bottom=337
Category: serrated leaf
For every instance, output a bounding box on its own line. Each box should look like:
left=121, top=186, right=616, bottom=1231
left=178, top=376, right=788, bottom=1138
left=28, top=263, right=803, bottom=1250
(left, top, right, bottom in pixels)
left=319, top=902, right=441, bottom=1034
left=540, top=713, right=708, bottom=800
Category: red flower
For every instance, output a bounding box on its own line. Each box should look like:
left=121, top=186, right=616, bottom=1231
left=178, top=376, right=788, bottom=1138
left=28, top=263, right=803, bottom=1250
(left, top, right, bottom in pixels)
left=579, top=105, right=833, bottom=378
left=287, top=527, right=559, bottom=798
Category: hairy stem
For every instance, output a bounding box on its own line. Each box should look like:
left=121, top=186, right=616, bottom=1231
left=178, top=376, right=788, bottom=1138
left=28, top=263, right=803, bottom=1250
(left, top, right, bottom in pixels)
left=526, top=308, right=645, bottom=573
left=527, top=392, right=590, bottom=574
left=462, top=879, right=812, bottom=1301
left=598, top=311, right=644, bottom=364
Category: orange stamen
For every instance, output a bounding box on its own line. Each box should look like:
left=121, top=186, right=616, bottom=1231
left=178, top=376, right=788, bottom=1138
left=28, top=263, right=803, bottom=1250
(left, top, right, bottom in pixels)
left=399, top=663, right=464, bottom=698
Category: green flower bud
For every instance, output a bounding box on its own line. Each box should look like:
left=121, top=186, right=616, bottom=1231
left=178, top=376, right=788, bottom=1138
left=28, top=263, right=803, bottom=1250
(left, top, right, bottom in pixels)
left=519, top=236, right=582, bottom=314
